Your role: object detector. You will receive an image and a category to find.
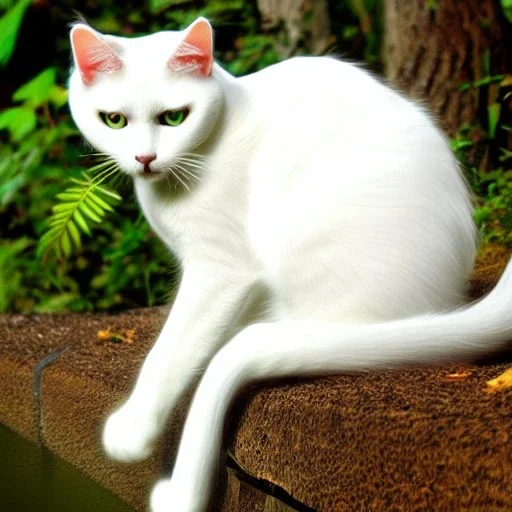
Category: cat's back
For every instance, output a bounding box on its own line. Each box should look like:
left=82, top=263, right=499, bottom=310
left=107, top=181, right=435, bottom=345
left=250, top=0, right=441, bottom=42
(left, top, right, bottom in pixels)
left=240, top=56, right=409, bottom=117
left=238, top=55, right=443, bottom=161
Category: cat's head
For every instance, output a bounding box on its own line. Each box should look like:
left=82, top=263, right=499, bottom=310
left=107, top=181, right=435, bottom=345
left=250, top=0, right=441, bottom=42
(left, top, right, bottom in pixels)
left=68, top=18, right=223, bottom=181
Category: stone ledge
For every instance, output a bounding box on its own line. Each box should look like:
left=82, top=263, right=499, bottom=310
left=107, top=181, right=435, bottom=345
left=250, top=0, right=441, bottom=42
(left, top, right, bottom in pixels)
left=0, top=309, right=282, bottom=510
left=228, top=363, right=512, bottom=511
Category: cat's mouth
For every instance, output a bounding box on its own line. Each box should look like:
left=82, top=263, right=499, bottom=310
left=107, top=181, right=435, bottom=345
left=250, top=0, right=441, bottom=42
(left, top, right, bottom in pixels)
left=137, top=168, right=160, bottom=179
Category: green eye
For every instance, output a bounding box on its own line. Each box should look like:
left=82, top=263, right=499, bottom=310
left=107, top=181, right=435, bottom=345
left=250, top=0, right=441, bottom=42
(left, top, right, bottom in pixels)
left=99, top=112, right=127, bottom=129
left=158, top=108, right=189, bottom=127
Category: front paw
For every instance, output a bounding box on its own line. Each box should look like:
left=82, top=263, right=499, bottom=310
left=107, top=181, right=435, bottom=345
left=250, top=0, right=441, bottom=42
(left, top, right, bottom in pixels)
left=102, top=405, right=158, bottom=462
left=150, top=478, right=207, bottom=512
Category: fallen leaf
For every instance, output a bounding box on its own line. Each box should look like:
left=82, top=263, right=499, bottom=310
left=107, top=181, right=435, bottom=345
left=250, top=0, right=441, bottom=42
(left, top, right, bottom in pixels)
left=442, top=368, right=472, bottom=382
left=486, top=367, right=512, bottom=393
left=97, top=327, right=135, bottom=344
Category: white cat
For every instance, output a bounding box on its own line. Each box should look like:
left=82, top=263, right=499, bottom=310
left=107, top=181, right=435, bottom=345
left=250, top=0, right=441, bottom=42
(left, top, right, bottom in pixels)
left=68, top=17, right=512, bottom=512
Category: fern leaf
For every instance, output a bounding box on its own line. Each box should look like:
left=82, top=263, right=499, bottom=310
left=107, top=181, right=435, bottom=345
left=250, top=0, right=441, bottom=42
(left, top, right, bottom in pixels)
left=96, top=185, right=122, bottom=200
left=61, top=229, right=72, bottom=257
left=56, top=191, right=83, bottom=201
left=84, top=195, right=105, bottom=216
left=78, top=200, right=103, bottom=223
left=67, top=220, right=81, bottom=249
left=37, top=168, right=121, bottom=262
left=73, top=210, right=91, bottom=235
left=88, top=191, right=115, bottom=212
left=53, top=202, right=75, bottom=213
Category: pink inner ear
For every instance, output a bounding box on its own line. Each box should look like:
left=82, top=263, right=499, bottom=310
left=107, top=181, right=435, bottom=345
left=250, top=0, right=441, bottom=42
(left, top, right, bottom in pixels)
left=71, top=26, right=122, bottom=85
left=168, top=18, right=213, bottom=76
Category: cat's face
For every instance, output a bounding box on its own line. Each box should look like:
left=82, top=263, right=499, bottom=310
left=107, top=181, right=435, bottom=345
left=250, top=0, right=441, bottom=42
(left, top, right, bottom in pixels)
left=68, top=18, right=222, bottom=181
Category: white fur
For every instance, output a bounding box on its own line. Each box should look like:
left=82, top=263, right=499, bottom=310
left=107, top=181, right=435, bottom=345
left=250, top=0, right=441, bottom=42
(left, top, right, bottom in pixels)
left=69, top=19, right=512, bottom=512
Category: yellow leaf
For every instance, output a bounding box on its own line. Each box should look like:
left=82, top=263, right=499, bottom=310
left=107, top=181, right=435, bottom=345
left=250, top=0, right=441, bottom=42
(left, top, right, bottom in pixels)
left=486, top=367, right=512, bottom=393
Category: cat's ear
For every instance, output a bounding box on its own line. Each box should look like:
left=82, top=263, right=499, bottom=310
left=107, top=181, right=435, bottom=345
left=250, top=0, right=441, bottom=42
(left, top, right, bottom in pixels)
left=168, top=17, right=214, bottom=77
left=70, top=24, right=123, bottom=85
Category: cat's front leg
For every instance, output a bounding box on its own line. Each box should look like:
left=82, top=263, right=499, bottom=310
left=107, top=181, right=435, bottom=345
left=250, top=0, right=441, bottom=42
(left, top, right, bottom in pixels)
left=103, top=264, right=255, bottom=463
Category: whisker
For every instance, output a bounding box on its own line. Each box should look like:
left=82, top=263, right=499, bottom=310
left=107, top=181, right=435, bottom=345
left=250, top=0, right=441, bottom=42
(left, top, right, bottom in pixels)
left=179, top=151, right=211, bottom=160
left=174, top=162, right=200, bottom=182
left=169, top=164, right=190, bottom=192
left=174, top=164, right=193, bottom=190
left=81, top=152, right=112, bottom=158
left=175, top=157, right=205, bottom=172
left=178, top=153, right=214, bottom=168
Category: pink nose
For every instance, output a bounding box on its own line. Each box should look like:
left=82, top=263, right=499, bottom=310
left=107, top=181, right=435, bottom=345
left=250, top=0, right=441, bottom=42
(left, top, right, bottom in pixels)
left=135, top=154, right=157, bottom=165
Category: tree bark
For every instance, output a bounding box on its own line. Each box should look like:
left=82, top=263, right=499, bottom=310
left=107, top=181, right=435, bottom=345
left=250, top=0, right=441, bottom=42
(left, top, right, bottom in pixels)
left=383, top=0, right=511, bottom=138
left=257, top=0, right=332, bottom=56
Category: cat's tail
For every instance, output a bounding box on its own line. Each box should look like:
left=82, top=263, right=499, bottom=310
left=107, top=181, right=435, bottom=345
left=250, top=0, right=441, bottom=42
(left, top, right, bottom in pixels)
left=170, top=259, right=512, bottom=508
left=224, top=257, right=512, bottom=380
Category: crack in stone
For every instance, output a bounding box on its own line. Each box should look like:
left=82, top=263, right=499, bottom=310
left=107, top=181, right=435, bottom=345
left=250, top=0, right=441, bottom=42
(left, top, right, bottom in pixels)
left=33, top=346, right=69, bottom=445
left=226, top=454, right=316, bottom=512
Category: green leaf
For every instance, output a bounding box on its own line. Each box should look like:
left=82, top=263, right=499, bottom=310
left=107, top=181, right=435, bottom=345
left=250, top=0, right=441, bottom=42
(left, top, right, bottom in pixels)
left=473, top=74, right=504, bottom=88
left=73, top=209, right=91, bottom=235
left=450, top=139, right=473, bottom=151
left=53, top=202, right=75, bottom=213
left=84, top=195, right=105, bottom=216
left=488, top=103, right=501, bottom=139
left=474, top=206, right=491, bottom=225
left=38, top=225, right=63, bottom=245
left=13, top=68, right=57, bottom=107
left=499, top=147, right=512, bottom=162
left=0, top=106, right=37, bottom=141
left=87, top=191, right=115, bottom=212
left=150, top=0, right=189, bottom=14
left=0, top=173, right=25, bottom=206
left=56, top=191, right=83, bottom=201
left=67, top=220, right=81, bottom=249
left=0, top=0, right=31, bottom=67
left=78, top=201, right=103, bottom=223
left=51, top=211, right=73, bottom=221
left=48, top=85, right=69, bottom=108
left=96, top=185, right=122, bottom=200
left=34, top=293, right=78, bottom=313
left=501, top=0, right=512, bottom=23
left=61, top=229, right=72, bottom=257
left=0, top=237, right=32, bottom=312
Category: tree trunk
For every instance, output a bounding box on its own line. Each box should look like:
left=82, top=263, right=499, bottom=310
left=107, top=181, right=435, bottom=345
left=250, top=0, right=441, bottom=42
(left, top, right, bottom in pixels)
left=383, top=0, right=511, bottom=138
left=257, top=0, right=332, bottom=56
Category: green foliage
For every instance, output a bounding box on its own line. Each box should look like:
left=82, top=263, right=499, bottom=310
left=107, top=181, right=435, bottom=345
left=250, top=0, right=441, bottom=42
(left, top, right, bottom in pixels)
left=1, top=0, right=510, bottom=314
left=0, top=0, right=31, bottom=66
left=451, top=70, right=512, bottom=246
left=501, top=0, right=512, bottom=23
left=463, top=166, right=512, bottom=246
left=0, top=238, right=32, bottom=313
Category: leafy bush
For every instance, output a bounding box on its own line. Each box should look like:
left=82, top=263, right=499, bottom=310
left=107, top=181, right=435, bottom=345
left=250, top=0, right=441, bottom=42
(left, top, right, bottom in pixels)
left=451, top=70, right=512, bottom=246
